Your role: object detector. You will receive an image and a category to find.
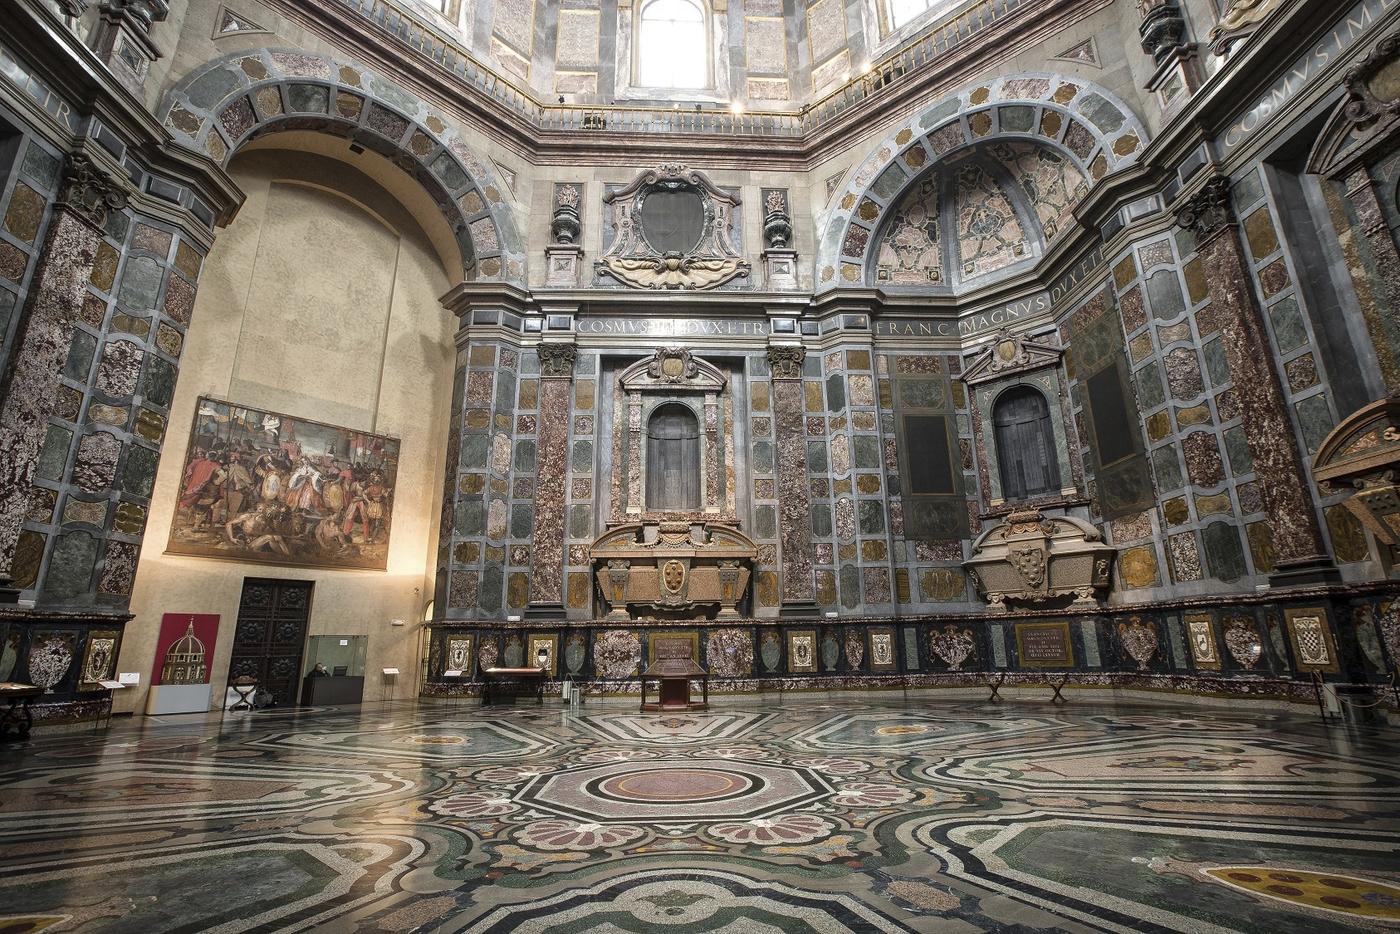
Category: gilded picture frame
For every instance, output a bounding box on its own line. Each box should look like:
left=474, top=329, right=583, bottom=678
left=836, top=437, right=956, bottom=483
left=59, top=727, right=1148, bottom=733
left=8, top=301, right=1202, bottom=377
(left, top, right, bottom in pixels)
left=787, top=630, right=818, bottom=673
left=528, top=634, right=560, bottom=677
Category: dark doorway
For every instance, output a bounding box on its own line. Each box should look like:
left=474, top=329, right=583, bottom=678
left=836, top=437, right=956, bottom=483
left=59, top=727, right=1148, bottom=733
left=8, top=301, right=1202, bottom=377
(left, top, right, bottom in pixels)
left=228, top=578, right=314, bottom=706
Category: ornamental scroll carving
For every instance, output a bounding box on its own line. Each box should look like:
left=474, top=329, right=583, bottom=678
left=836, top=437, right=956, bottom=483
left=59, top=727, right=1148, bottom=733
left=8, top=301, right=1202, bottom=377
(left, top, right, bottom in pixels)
left=59, top=154, right=129, bottom=231
left=1342, top=33, right=1400, bottom=127
left=597, top=165, right=750, bottom=290
left=961, top=331, right=1064, bottom=384
left=767, top=346, right=806, bottom=380
left=1307, top=31, right=1400, bottom=178
left=1209, top=0, right=1282, bottom=56
left=1175, top=175, right=1235, bottom=243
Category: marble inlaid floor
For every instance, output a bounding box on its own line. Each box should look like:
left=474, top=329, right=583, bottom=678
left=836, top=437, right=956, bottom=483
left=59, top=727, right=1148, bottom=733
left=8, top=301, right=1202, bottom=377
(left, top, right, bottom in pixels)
left=1, top=695, right=1399, bottom=932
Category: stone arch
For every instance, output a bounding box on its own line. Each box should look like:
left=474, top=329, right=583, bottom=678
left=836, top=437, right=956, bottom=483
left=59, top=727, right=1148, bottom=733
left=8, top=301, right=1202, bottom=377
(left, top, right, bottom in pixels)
left=159, top=49, right=526, bottom=285
left=816, top=73, right=1148, bottom=290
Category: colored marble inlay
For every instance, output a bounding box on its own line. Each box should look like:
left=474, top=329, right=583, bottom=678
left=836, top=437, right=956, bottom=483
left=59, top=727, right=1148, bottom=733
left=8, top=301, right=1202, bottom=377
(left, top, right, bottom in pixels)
left=4, top=697, right=1399, bottom=932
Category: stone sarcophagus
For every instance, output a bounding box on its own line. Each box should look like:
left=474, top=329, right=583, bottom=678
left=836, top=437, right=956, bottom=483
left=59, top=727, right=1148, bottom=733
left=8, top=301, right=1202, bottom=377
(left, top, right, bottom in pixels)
left=591, top=521, right=758, bottom=620
left=964, top=509, right=1114, bottom=608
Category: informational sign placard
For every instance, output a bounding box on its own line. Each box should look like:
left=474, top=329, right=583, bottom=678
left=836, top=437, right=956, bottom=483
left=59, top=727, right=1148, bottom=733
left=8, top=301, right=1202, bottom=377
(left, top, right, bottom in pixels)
left=1015, top=622, right=1075, bottom=668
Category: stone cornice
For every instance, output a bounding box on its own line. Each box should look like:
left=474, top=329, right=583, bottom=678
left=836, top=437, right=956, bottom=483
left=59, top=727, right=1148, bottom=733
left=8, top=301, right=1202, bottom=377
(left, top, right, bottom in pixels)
left=261, top=0, right=1112, bottom=171
left=439, top=280, right=536, bottom=317
left=8, top=0, right=242, bottom=226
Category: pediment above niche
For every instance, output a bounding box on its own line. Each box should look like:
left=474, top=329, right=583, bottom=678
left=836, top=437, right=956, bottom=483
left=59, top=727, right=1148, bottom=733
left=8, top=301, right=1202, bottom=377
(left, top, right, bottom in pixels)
left=597, top=164, right=750, bottom=290
left=961, top=330, right=1064, bottom=385
left=620, top=347, right=728, bottom=393
left=1309, top=30, right=1400, bottom=177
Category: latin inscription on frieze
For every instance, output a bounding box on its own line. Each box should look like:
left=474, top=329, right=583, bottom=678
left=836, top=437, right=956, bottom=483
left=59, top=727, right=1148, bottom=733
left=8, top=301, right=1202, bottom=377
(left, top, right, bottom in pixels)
left=875, top=293, right=1051, bottom=339
left=577, top=317, right=770, bottom=337
left=1221, top=0, right=1398, bottom=151
left=0, top=43, right=82, bottom=133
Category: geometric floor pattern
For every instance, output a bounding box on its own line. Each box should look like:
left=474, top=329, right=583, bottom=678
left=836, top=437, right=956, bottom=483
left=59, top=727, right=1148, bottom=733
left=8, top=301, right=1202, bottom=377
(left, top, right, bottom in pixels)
left=0, top=695, right=1398, bottom=932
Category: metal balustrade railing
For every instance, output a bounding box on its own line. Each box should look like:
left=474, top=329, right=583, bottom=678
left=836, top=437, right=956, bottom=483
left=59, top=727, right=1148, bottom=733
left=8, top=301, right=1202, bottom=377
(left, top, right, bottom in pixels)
left=331, top=0, right=1038, bottom=139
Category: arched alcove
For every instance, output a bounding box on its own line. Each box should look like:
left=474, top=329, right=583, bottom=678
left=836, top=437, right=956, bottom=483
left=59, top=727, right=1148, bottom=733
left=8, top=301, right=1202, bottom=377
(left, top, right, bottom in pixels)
left=159, top=48, right=527, bottom=285
left=125, top=145, right=457, bottom=707
left=817, top=73, right=1147, bottom=289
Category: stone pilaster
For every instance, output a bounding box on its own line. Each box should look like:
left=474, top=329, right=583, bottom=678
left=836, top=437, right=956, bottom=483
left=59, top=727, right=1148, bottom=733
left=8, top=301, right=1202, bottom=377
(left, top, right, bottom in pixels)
left=528, top=341, right=576, bottom=613
left=1342, top=165, right=1400, bottom=393
left=1175, top=175, right=1333, bottom=583
left=768, top=344, right=816, bottom=612
left=0, top=154, right=127, bottom=600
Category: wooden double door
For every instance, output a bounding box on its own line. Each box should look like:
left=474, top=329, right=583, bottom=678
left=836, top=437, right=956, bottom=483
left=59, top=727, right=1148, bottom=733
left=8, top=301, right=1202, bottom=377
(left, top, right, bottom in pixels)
left=227, top=578, right=313, bottom=706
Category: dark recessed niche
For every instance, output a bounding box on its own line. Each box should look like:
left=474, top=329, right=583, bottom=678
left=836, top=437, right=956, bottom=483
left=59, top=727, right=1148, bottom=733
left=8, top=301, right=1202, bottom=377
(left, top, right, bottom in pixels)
left=639, top=185, right=706, bottom=254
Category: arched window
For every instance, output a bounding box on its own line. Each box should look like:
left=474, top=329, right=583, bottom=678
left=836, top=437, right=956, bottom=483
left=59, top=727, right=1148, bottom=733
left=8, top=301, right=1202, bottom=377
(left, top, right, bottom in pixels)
left=886, top=0, right=947, bottom=32
left=638, top=0, right=707, bottom=89
left=646, top=403, right=701, bottom=510
left=993, top=386, right=1061, bottom=501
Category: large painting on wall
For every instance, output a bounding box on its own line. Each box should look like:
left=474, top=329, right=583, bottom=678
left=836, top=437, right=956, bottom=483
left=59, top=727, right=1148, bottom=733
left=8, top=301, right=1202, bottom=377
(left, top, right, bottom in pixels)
left=166, top=398, right=400, bottom=570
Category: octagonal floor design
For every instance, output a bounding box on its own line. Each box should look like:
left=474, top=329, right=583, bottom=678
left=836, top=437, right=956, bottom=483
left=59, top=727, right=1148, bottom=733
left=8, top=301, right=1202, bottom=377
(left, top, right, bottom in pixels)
left=0, top=695, right=1398, bottom=932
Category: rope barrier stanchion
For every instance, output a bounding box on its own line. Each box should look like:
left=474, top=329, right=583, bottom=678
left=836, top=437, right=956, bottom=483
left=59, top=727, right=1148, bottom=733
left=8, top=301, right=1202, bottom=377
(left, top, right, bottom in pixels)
left=1310, top=671, right=1328, bottom=721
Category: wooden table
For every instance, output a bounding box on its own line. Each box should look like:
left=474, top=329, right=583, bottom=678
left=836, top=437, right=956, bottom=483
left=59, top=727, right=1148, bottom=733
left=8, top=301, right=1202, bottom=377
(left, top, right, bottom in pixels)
left=481, top=667, right=547, bottom=706
left=0, top=683, right=42, bottom=740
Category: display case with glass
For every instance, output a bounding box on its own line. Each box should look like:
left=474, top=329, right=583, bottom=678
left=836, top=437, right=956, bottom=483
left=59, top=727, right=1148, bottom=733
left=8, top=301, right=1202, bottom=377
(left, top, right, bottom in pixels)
left=300, top=635, right=368, bottom=705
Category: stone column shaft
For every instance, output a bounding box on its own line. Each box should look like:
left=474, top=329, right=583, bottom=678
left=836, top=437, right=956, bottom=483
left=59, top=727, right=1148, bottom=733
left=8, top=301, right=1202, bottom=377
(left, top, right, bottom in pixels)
left=769, top=345, right=814, bottom=605
left=0, top=156, right=126, bottom=590
left=527, top=343, right=576, bottom=608
left=1176, top=175, right=1329, bottom=571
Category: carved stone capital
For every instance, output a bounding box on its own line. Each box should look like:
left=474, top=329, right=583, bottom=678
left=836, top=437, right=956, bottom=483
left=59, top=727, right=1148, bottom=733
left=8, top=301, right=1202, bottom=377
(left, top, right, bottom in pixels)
left=58, top=154, right=129, bottom=232
left=537, top=342, right=578, bottom=379
left=1175, top=175, right=1235, bottom=244
left=767, top=345, right=806, bottom=380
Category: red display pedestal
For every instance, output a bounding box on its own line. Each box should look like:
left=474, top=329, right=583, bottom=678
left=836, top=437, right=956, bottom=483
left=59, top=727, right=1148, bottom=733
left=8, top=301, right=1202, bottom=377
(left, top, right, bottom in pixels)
left=640, top=637, right=709, bottom=712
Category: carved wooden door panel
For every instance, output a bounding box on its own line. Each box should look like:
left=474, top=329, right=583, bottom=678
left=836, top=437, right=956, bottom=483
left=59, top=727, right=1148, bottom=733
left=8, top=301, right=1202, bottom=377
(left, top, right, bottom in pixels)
left=228, top=578, right=313, bottom=706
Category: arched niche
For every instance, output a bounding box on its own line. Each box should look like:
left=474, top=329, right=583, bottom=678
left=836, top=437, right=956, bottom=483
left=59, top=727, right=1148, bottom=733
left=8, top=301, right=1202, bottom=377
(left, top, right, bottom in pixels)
left=614, top=348, right=732, bottom=519
left=159, top=48, right=526, bottom=286
left=816, top=73, right=1147, bottom=290
left=961, top=330, right=1082, bottom=510
left=646, top=402, right=702, bottom=511
left=992, top=385, right=1061, bottom=501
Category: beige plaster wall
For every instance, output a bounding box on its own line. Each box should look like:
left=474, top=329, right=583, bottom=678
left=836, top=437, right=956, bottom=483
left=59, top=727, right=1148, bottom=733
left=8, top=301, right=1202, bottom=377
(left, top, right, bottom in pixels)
left=118, top=148, right=455, bottom=715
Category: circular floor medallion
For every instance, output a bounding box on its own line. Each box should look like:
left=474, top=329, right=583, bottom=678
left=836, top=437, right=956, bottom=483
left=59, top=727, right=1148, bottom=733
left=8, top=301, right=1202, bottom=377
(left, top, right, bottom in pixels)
left=599, top=768, right=753, bottom=803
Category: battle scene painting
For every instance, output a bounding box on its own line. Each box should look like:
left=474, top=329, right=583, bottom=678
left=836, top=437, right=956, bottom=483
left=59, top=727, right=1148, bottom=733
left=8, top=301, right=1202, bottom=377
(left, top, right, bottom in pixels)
left=166, top=398, right=400, bottom=570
